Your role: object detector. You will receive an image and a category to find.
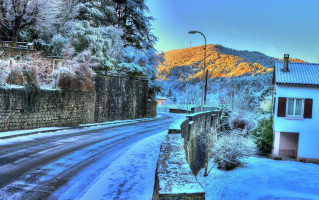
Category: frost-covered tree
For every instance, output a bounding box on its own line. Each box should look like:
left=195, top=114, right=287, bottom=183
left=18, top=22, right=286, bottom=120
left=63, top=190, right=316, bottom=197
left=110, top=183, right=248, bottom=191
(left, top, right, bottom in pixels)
left=43, top=0, right=125, bottom=69
left=73, top=0, right=116, bottom=26
left=0, top=0, right=62, bottom=46
left=114, top=0, right=157, bottom=49
left=120, top=45, right=161, bottom=99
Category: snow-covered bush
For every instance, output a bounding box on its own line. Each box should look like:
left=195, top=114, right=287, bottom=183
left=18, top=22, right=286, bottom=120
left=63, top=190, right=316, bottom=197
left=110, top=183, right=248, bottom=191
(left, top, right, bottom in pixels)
left=250, top=116, right=273, bottom=155
left=0, top=47, right=96, bottom=91
left=55, top=46, right=96, bottom=92
left=0, top=59, right=10, bottom=86
left=230, top=112, right=256, bottom=132
left=3, top=58, right=38, bottom=86
left=6, top=66, right=23, bottom=86
left=1, top=53, right=55, bottom=88
left=212, top=130, right=256, bottom=170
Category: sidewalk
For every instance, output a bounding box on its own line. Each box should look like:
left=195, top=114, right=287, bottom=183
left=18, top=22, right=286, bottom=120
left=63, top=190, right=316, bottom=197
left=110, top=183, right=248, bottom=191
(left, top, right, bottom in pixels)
left=0, top=116, right=162, bottom=140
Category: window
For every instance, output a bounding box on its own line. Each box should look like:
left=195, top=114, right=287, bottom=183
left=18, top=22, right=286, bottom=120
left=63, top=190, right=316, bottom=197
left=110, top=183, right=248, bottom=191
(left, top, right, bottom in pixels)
left=277, top=97, right=312, bottom=119
left=286, top=98, right=303, bottom=117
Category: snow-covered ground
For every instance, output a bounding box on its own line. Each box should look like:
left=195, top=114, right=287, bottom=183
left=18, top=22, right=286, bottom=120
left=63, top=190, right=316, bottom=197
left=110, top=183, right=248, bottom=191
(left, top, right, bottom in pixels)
left=198, top=157, right=319, bottom=200
left=77, top=131, right=167, bottom=200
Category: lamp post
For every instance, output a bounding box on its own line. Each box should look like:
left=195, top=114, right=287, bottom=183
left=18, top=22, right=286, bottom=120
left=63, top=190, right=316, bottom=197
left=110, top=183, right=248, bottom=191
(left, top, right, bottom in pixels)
left=188, top=30, right=207, bottom=112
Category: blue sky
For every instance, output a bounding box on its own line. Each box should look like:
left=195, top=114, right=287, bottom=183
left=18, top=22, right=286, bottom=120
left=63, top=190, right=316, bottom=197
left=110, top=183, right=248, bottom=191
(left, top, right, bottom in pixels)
left=147, top=0, right=319, bottom=63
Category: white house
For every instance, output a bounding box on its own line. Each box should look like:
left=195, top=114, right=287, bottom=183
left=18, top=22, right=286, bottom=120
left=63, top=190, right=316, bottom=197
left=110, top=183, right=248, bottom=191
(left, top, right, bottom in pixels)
left=272, top=54, right=319, bottom=163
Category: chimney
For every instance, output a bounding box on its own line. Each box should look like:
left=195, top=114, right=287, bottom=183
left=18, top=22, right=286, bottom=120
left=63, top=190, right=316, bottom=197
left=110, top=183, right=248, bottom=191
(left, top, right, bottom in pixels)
left=283, top=54, right=289, bottom=71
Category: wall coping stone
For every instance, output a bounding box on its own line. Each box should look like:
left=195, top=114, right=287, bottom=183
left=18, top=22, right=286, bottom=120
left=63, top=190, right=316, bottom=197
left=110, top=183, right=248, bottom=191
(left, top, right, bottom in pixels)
left=168, top=118, right=187, bottom=134
left=186, top=111, right=213, bottom=117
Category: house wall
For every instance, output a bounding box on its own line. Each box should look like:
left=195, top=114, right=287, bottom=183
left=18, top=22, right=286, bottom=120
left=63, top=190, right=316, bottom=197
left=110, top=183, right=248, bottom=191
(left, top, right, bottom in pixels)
left=157, top=99, right=165, bottom=105
left=273, top=85, right=319, bottom=159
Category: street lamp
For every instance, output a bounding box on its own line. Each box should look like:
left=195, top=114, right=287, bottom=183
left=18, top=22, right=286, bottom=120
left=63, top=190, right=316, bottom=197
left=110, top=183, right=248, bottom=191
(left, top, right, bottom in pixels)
left=188, top=30, right=207, bottom=112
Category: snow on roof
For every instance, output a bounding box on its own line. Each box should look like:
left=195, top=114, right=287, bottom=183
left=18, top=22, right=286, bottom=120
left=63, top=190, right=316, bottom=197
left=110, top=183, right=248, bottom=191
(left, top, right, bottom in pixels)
left=275, top=62, right=319, bottom=86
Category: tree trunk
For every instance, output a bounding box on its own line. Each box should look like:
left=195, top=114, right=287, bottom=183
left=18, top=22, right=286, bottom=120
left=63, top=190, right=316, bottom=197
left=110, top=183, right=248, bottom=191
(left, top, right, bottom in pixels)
left=12, top=17, right=22, bottom=47
left=12, top=28, right=20, bottom=47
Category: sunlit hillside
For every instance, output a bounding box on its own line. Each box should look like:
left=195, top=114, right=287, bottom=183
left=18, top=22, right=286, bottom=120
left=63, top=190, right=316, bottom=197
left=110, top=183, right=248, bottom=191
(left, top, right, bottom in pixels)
left=157, top=44, right=305, bottom=80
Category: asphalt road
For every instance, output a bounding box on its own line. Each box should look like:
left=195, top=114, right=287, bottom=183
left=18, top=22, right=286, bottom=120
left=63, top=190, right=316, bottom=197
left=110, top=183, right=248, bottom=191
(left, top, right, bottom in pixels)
left=0, top=113, right=181, bottom=200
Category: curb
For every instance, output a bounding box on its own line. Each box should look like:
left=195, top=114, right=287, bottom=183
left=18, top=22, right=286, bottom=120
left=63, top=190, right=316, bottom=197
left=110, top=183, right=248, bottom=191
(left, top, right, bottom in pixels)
left=0, top=116, right=162, bottom=140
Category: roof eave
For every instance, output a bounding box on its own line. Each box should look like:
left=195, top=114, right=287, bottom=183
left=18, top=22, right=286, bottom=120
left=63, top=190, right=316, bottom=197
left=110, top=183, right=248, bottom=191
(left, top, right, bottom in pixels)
left=275, top=82, right=319, bottom=88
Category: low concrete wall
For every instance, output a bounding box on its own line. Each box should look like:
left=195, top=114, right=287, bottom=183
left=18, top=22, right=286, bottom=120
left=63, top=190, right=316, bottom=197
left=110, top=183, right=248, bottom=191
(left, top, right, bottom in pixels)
left=0, top=87, right=95, bottom=131
left=153, top=110, right=222, bottom=199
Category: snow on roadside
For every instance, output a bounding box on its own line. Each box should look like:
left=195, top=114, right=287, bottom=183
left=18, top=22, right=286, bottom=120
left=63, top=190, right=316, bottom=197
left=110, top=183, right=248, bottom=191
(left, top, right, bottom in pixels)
left=197, top=157, right=319, bottom=200
left=0, top=127, right=66, bottom=139
left=0, top=116, right=163, bottom=144
left=77, top=131, right=168, bottom=200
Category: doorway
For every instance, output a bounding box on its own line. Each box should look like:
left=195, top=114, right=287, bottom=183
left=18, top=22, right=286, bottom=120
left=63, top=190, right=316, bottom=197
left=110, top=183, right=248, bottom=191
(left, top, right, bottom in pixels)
left=279, top=132, right=299, bottom=158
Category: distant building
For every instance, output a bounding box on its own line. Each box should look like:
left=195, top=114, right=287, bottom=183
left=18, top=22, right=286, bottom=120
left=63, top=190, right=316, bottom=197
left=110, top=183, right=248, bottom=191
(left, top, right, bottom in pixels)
left=272, top=54, right=319, bottom=163
left=156, top=96, right=167, bottom=105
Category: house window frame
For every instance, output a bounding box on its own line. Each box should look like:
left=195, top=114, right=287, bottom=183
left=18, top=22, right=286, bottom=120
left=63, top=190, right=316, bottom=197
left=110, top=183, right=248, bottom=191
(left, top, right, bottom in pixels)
left=286, top=98, right=304, bottom=118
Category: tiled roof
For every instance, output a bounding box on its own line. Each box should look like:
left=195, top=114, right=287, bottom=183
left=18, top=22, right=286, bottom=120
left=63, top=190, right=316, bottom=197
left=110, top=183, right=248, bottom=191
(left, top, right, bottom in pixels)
left=275, top=62, right=319, bottom=86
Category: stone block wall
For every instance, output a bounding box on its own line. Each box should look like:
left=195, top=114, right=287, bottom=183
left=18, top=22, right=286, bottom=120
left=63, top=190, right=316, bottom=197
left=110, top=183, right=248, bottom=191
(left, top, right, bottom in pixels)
left=94, top=75, right=149, bottom=122
left=147, top=100, right=157, bottom=118
left=0, top=87, right=95, bottom=131
left=0, top=75, right=156, bottom=132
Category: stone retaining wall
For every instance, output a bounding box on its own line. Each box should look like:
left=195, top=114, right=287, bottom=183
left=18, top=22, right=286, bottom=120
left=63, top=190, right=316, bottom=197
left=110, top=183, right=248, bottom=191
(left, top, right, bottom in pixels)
left=94, top=75, right=149, bottom=122
left=0, top=87, right=95, bottom=131
left=147, top=100, right=157, bottom=118
left=0, top=75, right=157, bottom=132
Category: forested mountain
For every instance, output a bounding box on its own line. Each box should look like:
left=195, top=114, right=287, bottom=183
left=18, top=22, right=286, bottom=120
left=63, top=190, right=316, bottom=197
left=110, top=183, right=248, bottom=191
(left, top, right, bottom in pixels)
left=156, top=45, right=305, bottom=112
left=157, top=44, right=305, bottom=80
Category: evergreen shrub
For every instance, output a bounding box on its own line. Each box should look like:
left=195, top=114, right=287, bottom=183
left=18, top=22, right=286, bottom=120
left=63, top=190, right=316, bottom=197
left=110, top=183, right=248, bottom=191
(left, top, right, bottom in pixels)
left=250, top=116, right=273, bottom=154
